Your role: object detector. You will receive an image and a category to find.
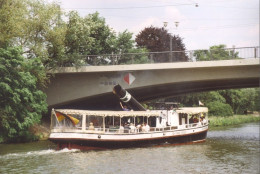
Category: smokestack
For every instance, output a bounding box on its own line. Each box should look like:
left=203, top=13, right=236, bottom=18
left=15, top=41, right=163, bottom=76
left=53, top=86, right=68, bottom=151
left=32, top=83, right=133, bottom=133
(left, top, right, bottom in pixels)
left=113, top=84, right=146, bottom=111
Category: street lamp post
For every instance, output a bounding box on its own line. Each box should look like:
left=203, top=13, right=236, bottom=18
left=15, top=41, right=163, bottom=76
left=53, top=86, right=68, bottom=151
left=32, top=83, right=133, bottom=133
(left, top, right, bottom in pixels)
left=163, top=22, right=172, bottom=62
left=164, top=22, right=179, bottom=62
left=170, top=35, right=173, bottom=62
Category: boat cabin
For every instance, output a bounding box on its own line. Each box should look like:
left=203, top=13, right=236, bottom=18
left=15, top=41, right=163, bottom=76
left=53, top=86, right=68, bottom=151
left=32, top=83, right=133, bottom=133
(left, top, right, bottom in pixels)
left=50, top=107, right=208, bottom=134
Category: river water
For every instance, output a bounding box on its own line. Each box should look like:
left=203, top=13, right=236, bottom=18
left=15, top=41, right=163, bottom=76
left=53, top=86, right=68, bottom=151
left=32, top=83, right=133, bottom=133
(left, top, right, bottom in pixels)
left=0, top=122, right=259, bottom=174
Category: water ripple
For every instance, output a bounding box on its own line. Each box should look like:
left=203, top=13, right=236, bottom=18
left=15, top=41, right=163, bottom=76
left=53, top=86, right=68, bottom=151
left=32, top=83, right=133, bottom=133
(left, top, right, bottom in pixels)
left=0, top=148, right=80, bottom=159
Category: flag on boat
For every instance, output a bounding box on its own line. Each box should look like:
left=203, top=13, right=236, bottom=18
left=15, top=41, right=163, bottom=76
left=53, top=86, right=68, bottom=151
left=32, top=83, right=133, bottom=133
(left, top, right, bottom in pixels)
left=199, top=100, right=204, bottom=106
left=55, top=111, right=66, bottom=121
left=55, top=111, right=79, bottom=125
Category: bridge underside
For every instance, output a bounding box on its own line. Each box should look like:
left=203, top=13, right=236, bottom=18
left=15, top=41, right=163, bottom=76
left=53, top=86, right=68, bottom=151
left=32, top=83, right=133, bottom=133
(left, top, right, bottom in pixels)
left=55, top=77, right=259, bottom=110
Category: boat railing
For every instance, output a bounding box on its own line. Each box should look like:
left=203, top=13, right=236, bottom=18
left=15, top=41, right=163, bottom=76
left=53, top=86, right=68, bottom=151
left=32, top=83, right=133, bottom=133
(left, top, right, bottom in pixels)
left=84, top=124, right=200, bottom=134
left=52, top=121, right=208, bottom=134
left=53, top=125, right=82, bottom=130
left=101, top=122, right=206, bottom=134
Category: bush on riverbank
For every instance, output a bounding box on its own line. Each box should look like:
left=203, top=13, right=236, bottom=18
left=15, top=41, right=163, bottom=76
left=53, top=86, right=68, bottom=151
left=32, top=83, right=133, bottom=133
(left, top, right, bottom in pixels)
left=207, top=101, right=233, bottom=116
left=0, top=48, right=47, bottom=143
left=209, top=114, right=260, bottom=127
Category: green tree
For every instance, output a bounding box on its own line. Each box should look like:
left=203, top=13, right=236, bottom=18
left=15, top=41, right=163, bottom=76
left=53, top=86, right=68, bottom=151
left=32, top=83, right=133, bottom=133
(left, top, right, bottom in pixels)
left=220, top=89, right=258, bottom=114
left=115, top=48, right=150, bottom=65
left=135, top=26, right=188, bottom=62
left=0, top=47, right=47, bottom=142
left=0, top=1, right=146, bottom=67
left=62, top=11, right=93, bottom=66
left=86, top=12, right=115, bottom=55
left=115, top=31, right=134, bottom=54
left=254, top=88, right=260, bottom=111
left=0, top=0, right=27, bottom=48
left=114, top=31, right=150, bottom=65
left=194, top=44, right=239, bottom=61
left=167, top=88, right=258, bottom=116
left=207, top=101, right=233, bottom=116
left=0, top=0, right=66, bottom=69
left=64, top=12, right=144, bottom=66
left=169, top=91, right=225, bottom=106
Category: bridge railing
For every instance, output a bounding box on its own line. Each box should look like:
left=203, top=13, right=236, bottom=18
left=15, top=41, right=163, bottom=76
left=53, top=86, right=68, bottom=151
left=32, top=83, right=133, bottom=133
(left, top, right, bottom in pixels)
left=81, top=46, right=259, bottom=66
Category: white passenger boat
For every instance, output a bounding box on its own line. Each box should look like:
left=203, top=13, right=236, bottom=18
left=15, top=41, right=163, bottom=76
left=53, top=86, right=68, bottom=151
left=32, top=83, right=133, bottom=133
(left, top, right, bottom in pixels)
left=49, top=107, right=209, bottom=150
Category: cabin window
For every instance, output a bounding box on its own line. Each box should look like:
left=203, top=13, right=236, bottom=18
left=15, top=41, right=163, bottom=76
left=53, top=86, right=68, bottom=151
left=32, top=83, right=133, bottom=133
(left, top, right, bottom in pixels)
left=136, top=117, right=144, bottom=125
left=70, top=114, right=82, bottom=127
left=86, top=115, right=103, bottom=128
left=121, top=117, right=134, bottom=125
left=179, top=113, right=188, bottom=125
left=105, top=116, right=120, bottom=128
left=148, top=116, right=156, bottom=127
left=105, top=117, right=113, bottom=128
left=51, top=112, right=82, bottom=128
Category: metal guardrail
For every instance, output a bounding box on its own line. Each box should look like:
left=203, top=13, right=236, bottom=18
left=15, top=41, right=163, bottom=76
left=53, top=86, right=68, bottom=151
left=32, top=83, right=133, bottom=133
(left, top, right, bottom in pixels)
left=80, top=46, right=259, bottom=66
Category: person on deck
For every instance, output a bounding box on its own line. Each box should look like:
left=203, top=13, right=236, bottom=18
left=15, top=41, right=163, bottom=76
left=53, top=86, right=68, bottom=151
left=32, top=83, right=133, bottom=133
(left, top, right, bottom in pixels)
left=189, top=115, right=194, bottom=124
left=124, top=122, right=130, bottom=129
left=89, top=122, right=94, bottom=130
left=136, top=124, right=141, bottom=132
left=129, top=123, right=136, bottom=133
left=198, top=117, right=202, bottom=126
left=143, top=122, right=150, bottom=132
left=202, top=116, right=207, bottom=125
left=119, top=124, right=124, bottom=133
left=120, top=102, right=130, bottom=111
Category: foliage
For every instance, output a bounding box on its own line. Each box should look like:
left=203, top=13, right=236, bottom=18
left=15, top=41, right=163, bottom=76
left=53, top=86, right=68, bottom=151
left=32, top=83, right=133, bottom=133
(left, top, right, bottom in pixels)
left=166, top=88, right=258, bottom=116
left=0, top=47, right=47, bottom=142
left=209, top=115, right=260, bottom=127
left=194, top=44, right=239, bottom=61
left=169, top=91, right=233, bottom=116
left=135, top=26, right=188, bottom=62
left=115, top=31, right=134, bottom=54
left=169, top=91, right=226, bottom=107
left=219, top=89, right=259, bottom=114
left=207, top=101, right=233, bottom=116
left=86, top=12, right=116, bottom=55
left=116, top=48, right=150, bottom=65
left=0, top=0, right=29, bottom=48
left=254, top=88, right=260, bottom=111
left=0, top=0, right=66, bottom=68
left=0, top=1, right=144, bottom=68
left=62, top=11, right=92, bottom=66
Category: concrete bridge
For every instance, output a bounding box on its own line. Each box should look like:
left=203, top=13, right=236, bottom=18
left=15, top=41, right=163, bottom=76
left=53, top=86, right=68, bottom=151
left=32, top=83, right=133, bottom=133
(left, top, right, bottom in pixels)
left=45, top=58, right=260, bottom=109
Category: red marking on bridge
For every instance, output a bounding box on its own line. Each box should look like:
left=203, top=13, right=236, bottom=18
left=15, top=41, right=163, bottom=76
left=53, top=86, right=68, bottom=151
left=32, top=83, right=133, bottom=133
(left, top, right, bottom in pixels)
left=124, top=73, right=135, bottom=85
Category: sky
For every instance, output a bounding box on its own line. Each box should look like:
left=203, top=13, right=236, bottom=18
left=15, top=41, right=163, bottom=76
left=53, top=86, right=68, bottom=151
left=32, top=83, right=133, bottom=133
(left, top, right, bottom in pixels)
left=52, top=0, right=259, bottom=50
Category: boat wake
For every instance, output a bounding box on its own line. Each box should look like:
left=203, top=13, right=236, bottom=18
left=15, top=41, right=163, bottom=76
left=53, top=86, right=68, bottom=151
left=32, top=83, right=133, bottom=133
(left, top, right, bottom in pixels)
left=0, top=148, right=80, bottom=159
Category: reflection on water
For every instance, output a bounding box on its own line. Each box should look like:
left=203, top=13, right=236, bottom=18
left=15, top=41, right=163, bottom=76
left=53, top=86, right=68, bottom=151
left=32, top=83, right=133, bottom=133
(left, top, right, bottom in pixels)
left=0, top=122, right=259, bottom=174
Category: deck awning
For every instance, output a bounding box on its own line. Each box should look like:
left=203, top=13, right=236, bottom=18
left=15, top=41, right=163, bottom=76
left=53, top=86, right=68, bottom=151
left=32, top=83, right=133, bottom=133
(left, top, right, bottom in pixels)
left=54, top=109, right=161, bottom=117
left=175, top=107, right=208, bottom=114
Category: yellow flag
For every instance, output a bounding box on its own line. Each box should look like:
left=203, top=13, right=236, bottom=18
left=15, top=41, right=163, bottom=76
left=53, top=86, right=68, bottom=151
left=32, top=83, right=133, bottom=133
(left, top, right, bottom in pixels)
left=68, top=115, right=80, bottom=125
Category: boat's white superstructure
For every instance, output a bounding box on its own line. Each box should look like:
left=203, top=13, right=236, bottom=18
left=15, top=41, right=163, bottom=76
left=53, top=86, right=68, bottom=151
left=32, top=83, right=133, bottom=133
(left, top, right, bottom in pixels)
left=49, top=107, right=208, bottom=150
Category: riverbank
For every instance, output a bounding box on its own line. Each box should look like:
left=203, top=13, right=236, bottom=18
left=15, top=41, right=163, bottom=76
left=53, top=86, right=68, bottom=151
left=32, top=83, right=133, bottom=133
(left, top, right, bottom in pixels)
left=208, top=114, right=260, bottom=127
left=0, top=123, right=50, bottom=144
left=29, top=124, right=50, bottom=141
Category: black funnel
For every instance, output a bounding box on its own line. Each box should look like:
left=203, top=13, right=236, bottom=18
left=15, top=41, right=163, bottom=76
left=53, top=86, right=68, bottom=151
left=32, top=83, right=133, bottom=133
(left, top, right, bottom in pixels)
left=113, top=84, right=146, bottom=111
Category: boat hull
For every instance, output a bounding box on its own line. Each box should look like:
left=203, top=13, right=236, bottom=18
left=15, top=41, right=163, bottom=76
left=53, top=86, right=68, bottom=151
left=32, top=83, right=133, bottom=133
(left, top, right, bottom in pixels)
left=49, top=127, right=208, bottom=150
